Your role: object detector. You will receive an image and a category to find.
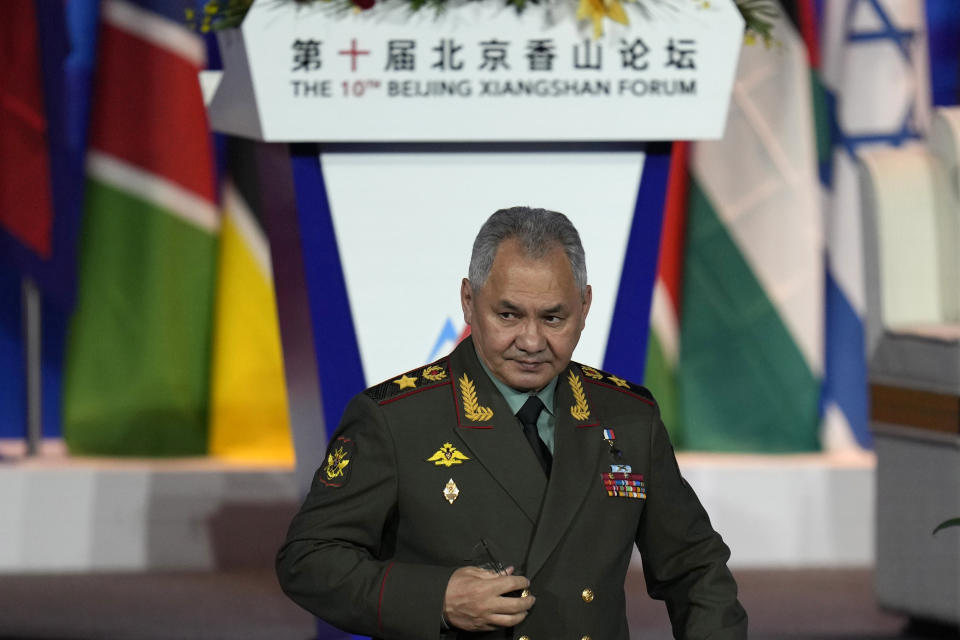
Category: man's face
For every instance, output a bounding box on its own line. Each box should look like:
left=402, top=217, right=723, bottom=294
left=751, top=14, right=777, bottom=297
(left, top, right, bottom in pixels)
left=461, top=237, right=592, bottom=392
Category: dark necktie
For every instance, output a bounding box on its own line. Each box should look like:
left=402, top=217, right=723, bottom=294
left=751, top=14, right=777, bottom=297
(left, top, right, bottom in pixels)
left=516, top=395, right=552, bottom=477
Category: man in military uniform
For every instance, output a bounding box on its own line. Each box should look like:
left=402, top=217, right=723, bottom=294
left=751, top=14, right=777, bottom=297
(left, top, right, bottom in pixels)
left=277, top=207, right=747, bottom=639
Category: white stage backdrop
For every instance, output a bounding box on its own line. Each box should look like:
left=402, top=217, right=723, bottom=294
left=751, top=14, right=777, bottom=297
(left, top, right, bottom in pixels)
left=322, top=151, right=644, bottom=384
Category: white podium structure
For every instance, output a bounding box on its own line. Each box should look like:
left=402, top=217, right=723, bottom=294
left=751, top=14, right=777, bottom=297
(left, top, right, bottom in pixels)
left=860, top=107, right=960, bottom=626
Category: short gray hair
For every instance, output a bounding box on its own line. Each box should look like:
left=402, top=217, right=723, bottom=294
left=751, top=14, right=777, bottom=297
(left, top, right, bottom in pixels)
left=468, top=206, right=588, bottom=296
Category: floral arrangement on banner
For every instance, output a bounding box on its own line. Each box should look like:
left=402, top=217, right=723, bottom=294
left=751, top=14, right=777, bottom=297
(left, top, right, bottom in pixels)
left=186, top=0, right=778, bottom=44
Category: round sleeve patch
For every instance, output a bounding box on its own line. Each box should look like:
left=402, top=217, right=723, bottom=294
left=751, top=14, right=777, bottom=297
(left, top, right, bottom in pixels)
left=319, top=436, right=355, bottom=488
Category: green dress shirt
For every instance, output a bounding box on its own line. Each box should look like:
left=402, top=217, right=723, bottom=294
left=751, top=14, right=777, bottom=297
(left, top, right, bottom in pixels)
left=475, top=346, right=558, bottom=454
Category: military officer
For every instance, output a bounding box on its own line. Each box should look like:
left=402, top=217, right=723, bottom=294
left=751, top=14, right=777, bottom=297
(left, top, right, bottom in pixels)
left=277, top=207, right=747, bottom=639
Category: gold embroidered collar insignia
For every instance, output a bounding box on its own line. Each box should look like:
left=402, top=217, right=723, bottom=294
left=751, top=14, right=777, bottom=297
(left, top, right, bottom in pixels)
left=458, top=373, right=494, bottom=422
left=568, top=370, right=592, bottom=421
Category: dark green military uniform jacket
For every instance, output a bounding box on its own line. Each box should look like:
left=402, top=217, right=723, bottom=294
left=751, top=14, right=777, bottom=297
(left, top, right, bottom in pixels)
left=277, top=337, right=746, bottom=640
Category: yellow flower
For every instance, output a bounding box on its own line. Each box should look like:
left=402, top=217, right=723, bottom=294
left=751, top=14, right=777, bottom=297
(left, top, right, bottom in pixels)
left=577, top=0, right=630, bottom=38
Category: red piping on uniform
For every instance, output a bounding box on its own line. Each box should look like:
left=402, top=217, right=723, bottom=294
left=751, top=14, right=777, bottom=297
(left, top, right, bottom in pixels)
left=380, top=381, right=450, bottom=405
left=585, top=381, right=656, bottom=406
left=377, top=561, right=395, bottom=632
left=451, top=380, right=463, bottom=427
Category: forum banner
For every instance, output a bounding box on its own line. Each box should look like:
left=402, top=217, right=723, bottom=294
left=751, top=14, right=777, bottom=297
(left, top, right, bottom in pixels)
left=206, top=0, right=743, bottom=141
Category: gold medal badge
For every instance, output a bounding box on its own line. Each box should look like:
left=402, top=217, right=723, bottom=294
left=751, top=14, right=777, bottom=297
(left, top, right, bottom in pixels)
left=426, top=442, right=471, bottom=467
left=443, top=478, right=460, bottom=504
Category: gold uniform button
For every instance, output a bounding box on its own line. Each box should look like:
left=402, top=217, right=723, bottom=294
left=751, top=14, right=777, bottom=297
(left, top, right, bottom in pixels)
left=519, top=636, right=530, bottom=640
left=581, top=588, right=595, bottom=603
left=581, top=636, right=592, bottom=640
left=520, top=588, right=531, bottom=598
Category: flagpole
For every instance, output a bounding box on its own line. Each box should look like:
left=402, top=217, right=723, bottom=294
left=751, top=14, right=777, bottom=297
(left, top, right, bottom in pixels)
left=22, top=277, right=42, bottom=457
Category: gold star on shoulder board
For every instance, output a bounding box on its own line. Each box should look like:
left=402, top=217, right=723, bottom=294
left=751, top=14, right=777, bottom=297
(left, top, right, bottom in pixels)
left=393, top=374, right=417, bottom=390
left=608, top=375, right=629, bottom=388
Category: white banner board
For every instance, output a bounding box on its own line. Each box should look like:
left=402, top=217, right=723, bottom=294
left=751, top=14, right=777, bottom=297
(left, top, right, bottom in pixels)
left=206, top=0, right=744, bottom=142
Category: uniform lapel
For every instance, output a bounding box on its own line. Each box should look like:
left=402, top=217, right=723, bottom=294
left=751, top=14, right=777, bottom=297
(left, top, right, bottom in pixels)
left=525, top=364, right=605, bottom=579
left=448, top=339, right=548, bottom=524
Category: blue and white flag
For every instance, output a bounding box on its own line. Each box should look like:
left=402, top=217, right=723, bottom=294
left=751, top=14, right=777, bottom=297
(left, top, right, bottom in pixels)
left=820, top=0, right=931, bottom=450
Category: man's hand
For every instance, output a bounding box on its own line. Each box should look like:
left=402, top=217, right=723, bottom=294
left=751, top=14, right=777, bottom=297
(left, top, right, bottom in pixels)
left=443, top=566, right=535, bottom=631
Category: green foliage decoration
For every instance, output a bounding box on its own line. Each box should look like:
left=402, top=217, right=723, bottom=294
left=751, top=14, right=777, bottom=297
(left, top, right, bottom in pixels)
left=933, top=518, right=960, bottom=535
left=185, top=0, right=779, bottom=47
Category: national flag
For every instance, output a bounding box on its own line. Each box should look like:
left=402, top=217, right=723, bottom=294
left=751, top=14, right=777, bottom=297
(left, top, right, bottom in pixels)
left=0, top=0, right=97, bottom=308
left=62, top=0, right=218, bottom=456
left=925, top=0, right=960, bottom=107
left=643, top=141, right=689, bottom=444
left=818, top=0, right=931, bottom=450
left=677, top=2, right=824, bottom=452
left=207, top=179, right=294, bottom=464
left=0, top=2, right=53, bottom=260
